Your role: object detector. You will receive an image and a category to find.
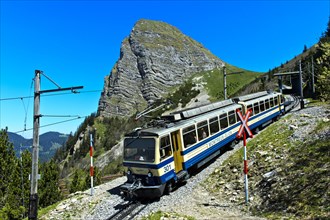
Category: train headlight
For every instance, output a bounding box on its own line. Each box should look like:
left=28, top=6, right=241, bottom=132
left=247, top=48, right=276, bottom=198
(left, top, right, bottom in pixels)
left=147, top=172, right=153, bottom=177
left=127, top=169, right=132, bottom=175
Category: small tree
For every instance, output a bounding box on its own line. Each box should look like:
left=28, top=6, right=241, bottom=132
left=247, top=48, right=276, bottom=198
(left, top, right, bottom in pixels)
left=0, top=130, right=25, bottom=219
left=69, top=170, right=80, bottom=193
left=303, top=44, right=308, bottom=53
left=316, top=42, right=330, bottom=102
left=69, top=169, right=87, bottom=193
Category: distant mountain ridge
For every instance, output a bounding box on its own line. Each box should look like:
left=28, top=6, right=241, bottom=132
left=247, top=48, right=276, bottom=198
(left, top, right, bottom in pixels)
left=8, top=131, right=68, bottom=162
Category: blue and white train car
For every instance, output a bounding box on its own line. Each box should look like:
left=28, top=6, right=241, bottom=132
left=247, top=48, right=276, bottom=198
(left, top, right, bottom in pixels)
left=235, top=91, right=285, bottom=133
left=119, top=91, right=284, bottom=198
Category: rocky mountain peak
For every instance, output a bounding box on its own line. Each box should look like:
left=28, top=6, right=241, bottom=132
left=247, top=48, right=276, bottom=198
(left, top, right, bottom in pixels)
left=98, top=19, right=224, bottom=118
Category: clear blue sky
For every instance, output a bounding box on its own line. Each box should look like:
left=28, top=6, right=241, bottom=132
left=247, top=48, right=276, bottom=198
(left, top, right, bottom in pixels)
left=1, top=0, right=329, bottom=138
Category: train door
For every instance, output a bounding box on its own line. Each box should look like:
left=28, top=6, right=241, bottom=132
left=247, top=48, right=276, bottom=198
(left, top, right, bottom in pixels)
left=170, top=130, right=183, bottom=173
left=277, top=94, right=284, bottom=113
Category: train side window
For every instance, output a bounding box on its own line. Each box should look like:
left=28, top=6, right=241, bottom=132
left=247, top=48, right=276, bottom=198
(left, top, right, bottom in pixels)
left=219, top=113, right=228, bottom=129
left=270, top=98, right=274, bottom=107
left=228, top=110, right=236, bottom=125
left=197, top=120, right=209, bottom=141
left=253, top=102, right=260, bottom=114
left=183, top=125, right=197, bottom=148
left=160, top=135, right=172, bottom=161
left=247, top=105, right=253, bottom=115
left=265, top=99, right=270, bottom=109
left=209, top=116, right=219, bottom=135
left=260, top=100, right=265, bottom=112
left=274, top=97, right=278, bottom=106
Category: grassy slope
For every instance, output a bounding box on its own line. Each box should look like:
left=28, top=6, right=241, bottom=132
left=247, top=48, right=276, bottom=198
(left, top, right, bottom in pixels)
left=204, top=103, right=330, bottom=219
left=192, top=64, right=262, bottom=101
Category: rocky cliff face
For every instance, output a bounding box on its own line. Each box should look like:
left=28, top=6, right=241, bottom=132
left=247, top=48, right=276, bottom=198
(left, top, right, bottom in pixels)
left=98, top=19, right=224, bottom=118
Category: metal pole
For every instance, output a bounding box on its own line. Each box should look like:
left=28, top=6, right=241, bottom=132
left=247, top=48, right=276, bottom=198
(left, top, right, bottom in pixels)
left=90, top=133, right=94, bottom=196
left=278, top=76, right=283, bottom=94
left=223, top=66, right=227, bottom=100
left=29, top=70, right=41, bottom=220
left=299, top=60, right=304, bottom=109
left=243, top=130, right=249, bottom=205
left=20, top=145, right=25, bottom=219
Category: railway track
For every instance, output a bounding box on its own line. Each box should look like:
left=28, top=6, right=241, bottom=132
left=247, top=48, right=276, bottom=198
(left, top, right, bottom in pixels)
left=106, top=199, right=148, bottom=220
left=284, top=94, right=300, bottom=112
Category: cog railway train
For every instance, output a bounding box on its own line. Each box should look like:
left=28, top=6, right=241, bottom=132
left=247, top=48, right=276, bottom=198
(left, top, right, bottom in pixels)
left=120, top=91, right=285, bottom=198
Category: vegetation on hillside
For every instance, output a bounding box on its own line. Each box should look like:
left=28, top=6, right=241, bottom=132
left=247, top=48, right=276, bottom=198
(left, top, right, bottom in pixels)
left=203, top=104, right=330, bottom=219
left=136, top=19, right=217, bottom=59
left=142, top=211, right=195, bottom=220
left=0, top=129, right=62, bottom=219
left=315, top=41, right=330, bottom=101
left=268, top=19, right=330, bottom=102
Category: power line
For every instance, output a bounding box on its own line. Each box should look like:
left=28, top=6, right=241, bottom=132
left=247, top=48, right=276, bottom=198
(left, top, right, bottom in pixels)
left=13, top=116, right=86, bottom=134
left=21, top=79, right=34, bottom=131
left=41, top=114, right=81, bottom=118
left=0, top=90, right=102, bottom=101
left=1, top=95, right=34, bottom=101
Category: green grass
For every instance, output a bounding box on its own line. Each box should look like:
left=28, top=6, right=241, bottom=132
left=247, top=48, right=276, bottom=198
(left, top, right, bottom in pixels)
left=313, top=118, right=330, bottom=133
left=134, top=19, right=218, bottom=60
left=38, top=201, right=61, bottom=219
left=200, top=65, right=261, bottom=101
left=141, top=211, right=195, bottom=220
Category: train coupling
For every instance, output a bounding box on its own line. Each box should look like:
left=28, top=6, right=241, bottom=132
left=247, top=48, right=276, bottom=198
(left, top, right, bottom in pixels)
left=120, top=179, right=142, bottom=198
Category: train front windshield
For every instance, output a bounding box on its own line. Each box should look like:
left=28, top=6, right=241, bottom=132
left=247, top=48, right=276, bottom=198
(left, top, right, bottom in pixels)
left=123, top=138, right=155, bottom=162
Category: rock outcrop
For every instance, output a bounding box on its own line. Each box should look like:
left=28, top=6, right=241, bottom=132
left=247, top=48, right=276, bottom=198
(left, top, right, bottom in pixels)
left=98, top=19, right=224, bottom=118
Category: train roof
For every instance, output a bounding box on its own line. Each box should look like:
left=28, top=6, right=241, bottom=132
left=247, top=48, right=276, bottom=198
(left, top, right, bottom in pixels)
left=126, top=101, right=241, bottom=138
left=161, top=99, right=234, bottom=122
left=233, top=90, right=280, bottom=102
left=125, top=91, right=282, bottom=138
left=241, top=91, right=280, bottom=105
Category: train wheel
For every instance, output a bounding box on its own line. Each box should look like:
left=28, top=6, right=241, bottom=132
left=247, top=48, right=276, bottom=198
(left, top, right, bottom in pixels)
left=273, top=115, right=280, bottom=122
left=164, top=182, right=173, bottom=195
left=228, top=141, right=236, bottom=150
left=254, top=127, right=260, bottom=134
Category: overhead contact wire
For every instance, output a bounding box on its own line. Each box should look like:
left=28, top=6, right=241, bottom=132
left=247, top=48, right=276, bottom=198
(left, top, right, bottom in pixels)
left=14, top=116, right=86, bottom=134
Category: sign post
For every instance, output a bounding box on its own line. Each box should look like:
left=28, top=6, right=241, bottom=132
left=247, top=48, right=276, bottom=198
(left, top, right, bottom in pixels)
left=236, top=109, right=253, bottom=205
left=90, top=132, right=94, bottom=196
